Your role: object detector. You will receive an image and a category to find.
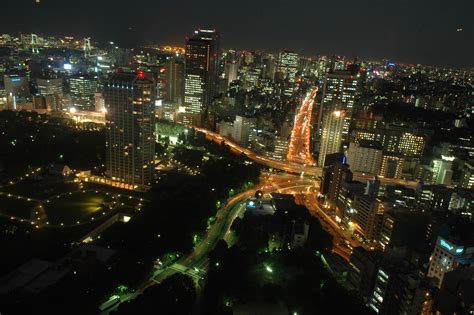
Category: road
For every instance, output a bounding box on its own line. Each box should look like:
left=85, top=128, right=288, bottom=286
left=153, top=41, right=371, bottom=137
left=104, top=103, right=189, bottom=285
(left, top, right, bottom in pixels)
left=100, top=174, right=315, bottom=314
left=195, top=127, right=419, bottom=188
left=287, top=87, right=318, bottom=164
left=195, top=127, right=322, bottom=177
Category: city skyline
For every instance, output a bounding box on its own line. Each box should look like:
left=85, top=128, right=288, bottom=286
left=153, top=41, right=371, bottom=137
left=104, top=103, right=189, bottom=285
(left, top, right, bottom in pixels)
left=4, top=0, right=473, bottom=68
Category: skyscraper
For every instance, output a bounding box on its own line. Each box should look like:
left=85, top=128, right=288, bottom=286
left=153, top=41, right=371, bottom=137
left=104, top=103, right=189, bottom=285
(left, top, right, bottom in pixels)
left=70, top=74, right=98, bottom=110
left=4, top=73, right=29, bottom=109
left=316, top=68, right=360, bottom=149
left=427, top=236, right=474, bottom=288
left=277, top=50, right=299, bottom=95
left=163, top=58, right=184, bottom=105
left=318, top=110, right=345, bottom=167
left=183, top=29, right=220, bottom=125
left=277, top=50, right=299, bottom=83
left=104, top=70, right=156, bottom=190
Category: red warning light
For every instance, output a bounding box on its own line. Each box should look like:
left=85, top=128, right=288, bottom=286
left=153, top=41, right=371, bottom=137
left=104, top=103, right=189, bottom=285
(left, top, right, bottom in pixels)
left=137, top=70, right=145, bottom=78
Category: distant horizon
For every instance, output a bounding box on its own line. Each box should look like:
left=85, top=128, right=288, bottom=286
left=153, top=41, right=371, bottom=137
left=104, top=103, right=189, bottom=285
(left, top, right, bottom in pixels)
left=3, top=0, right=472, bottom=68
left=3, top=30, right=472, bottom=70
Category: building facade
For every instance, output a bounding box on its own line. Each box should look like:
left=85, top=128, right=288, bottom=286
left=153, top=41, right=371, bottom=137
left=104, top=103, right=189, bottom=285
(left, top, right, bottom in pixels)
left=104, top=71, right=156, bottom=190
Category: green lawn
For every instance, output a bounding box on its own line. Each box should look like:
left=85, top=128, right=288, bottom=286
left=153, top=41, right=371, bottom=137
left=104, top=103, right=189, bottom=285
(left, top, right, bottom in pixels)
left=43, top=191, right=114, bottom=226
left=0, top=194, right=38, bottom=219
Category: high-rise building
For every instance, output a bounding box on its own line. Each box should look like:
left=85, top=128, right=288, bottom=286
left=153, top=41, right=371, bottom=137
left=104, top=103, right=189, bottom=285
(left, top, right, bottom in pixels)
left=272, top=136, right=289, bottom=161
left=163, top=58, right=184, bottom=105
left=36, top=77, right=63, bottom=110
left=70, top=74, right=99, bottom=110
left=37, top=77, right=63, bottom=98
left=379, top=154, right=404, bottom=179
left=318, top=110, right=345, bottom=167
left=460, top=161, right=474, bottom=189
left=4, top=73, right=30, bottom=109
left=427, top=236, right=474, bottom=288
left=432, top=155, right=455, bottom=185
left=184, top=29, right=220, bottom=124
left=316, top=68, right=360, bottom=147
left=321, top=162, right=353, bottom=205
left=94, top=92, right=105, bottom=112
left=232, top=115, right=256, bottom=147
left=104, top=70, right=156, bottom=190
left=224, top=60, right=238, bottom=86
left=277, top=50, right=299, bottom=83
left=346, top=140, right=383, bottom=175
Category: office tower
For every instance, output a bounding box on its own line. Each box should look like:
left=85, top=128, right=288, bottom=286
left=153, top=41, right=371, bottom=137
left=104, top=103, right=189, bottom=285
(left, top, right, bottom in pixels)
left=184, top=29, right=220, bottom=124
left=460, top=161, right=474, bottom=189
left=272, top=136, right=289, bottom=161
left=346, top=140, right=383, bottom=175
left=369, top=266, right=435, bottom=315
left=224, top=60, right=238, bottom=86
left=232, top=115, right=256, bottom=147
left=36, top=77, right=63, bottom=109
left=379, top=154, right=404, bottom=179
left=419, top=185, right=452, bottom=212
left=164, top=58, right=184, bottom=105
left=36, top=77, right=63, bottom=98
left=70, top=74, right=99, bottom=110
left=321, top=162, right=352, bottom=204
left=316, top=68, right=360, bottom=148
left=348, top=248, right=382, bottom=300
left=94, top=92, right=105, bottom=112
left=104, top=70, right=156, bottom=190
left=427, top=236, right=474, bottom=288
left=350, top=196, right=388, bottom=243
left=318, top=110, right=345, bottom=167
left=385, top=129, right=426, bottom=158
left=277, top=50, right=299, bottom=83
left=277, top=50, right=299, bottom=95
left=4, top=73, right=30, bottom=109
left=432, top=156, right=454, bottom=185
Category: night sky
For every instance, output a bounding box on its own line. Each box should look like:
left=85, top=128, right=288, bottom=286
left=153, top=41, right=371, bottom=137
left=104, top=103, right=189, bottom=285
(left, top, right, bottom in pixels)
left=3, top=0, right=473, bottom=67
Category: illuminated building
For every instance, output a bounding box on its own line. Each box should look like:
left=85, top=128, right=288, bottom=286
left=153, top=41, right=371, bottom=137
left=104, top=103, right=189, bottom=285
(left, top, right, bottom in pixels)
left=369, top=266, right=436, bottom=314
left=419, top=185, right=452, bottom=212
left=427, top=236, right=474, bottom=288
left=163, top=58, right=184, bottom=105
left=70, top=74, right=99, bottom=110
left=4, top=73, right=29, bottom=110
left=346, top=140, right=383, bottom=175
left=184, top=29, right=220, bottom=122
left=277, top=50, right=299, bottom=82
left=224, top=60, right=238, bottom=86
left=36, top=77, right=63, bottom=109
left=431, top=156, right=454, bottom=185
left=348, top=248, right=382, bottom=301
left=316, top=68, right=360, bottom=146
left=321, top=162, right=352, bottom=205
left=379, top=212, right=395, bottom=251
left=277, top=50, right=299, bottom=95
left=349, top=196, right=388, bottom=243
left=460, top=161, right=474, bottom=189
left=272, top=136, right=289, bottom=161
left=318, top=110, right=345, bottom=167
left=104, top=71, right=155, bottom=190
left=379, top=154, right=404, bottom=179
left=94, top=92, right=105, bottom=112
left=36, top=77, right=63, bottom=99
left=232, top=115, right=256, bottom=147
left=385, top=130, right=425, bottom=158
